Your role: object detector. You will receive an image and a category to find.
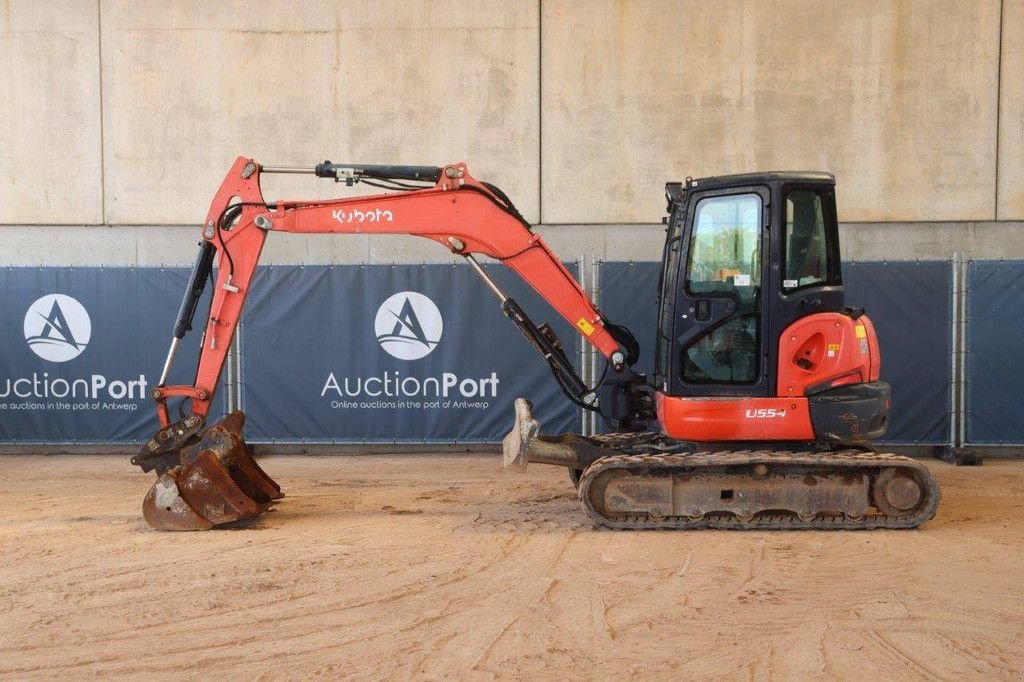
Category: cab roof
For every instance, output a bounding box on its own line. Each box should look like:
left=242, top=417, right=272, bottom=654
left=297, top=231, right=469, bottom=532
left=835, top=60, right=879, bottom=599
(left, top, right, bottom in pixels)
left=664, top=171, right=836, bottom=210
left=684, top=170, right=835, bottom=191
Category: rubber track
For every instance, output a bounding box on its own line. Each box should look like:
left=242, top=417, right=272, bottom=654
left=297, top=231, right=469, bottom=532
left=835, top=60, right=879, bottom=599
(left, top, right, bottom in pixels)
left=577, top=450, right=941, bottom=530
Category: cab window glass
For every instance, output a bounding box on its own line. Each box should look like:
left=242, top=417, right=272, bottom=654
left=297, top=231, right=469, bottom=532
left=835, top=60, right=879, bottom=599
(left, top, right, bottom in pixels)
left=784, top=190, right=829, bottom=290
left=682, top=192, right=762, bottom=385
left=686, top=193, right=761, bottom=297
left=682, top=316, right=759, bottom=384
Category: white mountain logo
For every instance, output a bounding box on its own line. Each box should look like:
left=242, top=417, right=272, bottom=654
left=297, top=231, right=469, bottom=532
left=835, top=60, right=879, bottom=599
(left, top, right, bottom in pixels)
left=374, top=292, right=442, bottom=360
left=24, top=294, right=92, bottom=362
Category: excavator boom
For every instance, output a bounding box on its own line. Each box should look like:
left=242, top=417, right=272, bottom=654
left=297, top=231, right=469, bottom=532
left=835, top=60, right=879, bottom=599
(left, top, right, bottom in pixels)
left=148, top=157, right=627, bottom=427
left=135, top=157, right=638, bottom=529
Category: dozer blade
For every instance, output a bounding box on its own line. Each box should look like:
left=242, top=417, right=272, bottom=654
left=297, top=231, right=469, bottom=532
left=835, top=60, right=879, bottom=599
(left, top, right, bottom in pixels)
left=502, top=398, right=540, bottom=470
left=140, top=411, right=283, bottom=531
left=502, top=398, right=610, bottom=471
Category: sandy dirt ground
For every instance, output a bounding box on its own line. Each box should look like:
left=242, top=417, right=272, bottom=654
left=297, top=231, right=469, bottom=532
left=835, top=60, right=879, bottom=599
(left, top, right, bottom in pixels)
left=0, top=454, right=1022, bottom=680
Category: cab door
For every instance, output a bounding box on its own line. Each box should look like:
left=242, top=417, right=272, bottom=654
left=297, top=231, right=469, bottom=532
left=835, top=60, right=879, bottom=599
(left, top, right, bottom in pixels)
left=764, top=184, right=845, bottom=392
left=666, top=185, right=772, bottom=398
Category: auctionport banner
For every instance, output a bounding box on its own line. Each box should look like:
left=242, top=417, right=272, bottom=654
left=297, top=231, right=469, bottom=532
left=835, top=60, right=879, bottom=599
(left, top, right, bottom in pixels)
left=0, top=267, right=224, bottom=443
left=965, top=259, right=1024, bottom=444
left=239, top=263, right=582, bottom=442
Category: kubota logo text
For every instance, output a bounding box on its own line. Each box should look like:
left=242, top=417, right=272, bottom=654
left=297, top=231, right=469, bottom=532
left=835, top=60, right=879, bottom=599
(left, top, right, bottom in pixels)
left=23, top=294, right=91, bottom=362
left=374, top=291, right=443, bottom=360
left=332, top=208, right=394, bottom=224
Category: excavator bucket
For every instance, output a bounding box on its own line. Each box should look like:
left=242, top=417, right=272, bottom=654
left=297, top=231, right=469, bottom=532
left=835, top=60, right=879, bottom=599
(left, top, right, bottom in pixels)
left=140, top=412, right=282, bottom=531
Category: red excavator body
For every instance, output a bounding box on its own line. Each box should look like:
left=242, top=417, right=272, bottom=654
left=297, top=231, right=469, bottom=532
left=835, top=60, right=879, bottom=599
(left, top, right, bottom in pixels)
left=134, top=158, right=938, bottom=531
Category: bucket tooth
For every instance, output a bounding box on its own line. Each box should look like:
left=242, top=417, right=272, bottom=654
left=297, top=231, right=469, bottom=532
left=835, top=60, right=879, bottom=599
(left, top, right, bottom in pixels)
left=140, top=411, right=282, bottom=531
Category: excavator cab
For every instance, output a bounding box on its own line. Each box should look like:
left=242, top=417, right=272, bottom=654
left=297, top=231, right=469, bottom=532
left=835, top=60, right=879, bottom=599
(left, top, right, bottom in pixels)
left=652, top=172, right=889, bottom=445
left=657, top=172, right=841, bottom=396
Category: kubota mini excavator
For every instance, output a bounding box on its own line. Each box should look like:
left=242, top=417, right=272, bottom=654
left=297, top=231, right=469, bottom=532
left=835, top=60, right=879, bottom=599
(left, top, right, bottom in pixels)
left=134, top=157, right=940, bottom=530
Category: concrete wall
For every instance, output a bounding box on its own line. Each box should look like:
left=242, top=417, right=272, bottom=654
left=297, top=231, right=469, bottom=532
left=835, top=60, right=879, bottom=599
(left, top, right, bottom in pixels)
left=0, top=0, right=1021, bottom=265
left=0, top=1, right=101, bottom=224
left=99, top=0, right=539, bottom=225
left=1000, top=0, right=1024, bottom=219
left=542, top=0, right=1001, bottom=224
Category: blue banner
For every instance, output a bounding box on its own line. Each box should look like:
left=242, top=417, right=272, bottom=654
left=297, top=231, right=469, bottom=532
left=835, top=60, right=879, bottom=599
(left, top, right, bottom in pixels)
left=239, top=263, right=582, bottom=443
left=842, top=261, right=952, bottom=445
left=0, top=267, right=225, bottom=443
left=0, top=260, right=964, bottom=447
left=965, top=260, right=1024, bottom=445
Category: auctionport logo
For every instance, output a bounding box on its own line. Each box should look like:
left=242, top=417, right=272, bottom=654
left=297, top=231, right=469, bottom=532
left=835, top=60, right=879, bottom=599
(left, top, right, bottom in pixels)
left=374, top=291, right=442, bottom=361
left=322, top=290, right=496, bottom=410
left=23, top=294, right=91, bottom=363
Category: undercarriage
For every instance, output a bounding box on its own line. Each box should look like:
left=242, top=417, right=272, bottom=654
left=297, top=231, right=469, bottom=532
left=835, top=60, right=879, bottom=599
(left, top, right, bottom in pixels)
left=504, top=399, right=940, bottom=530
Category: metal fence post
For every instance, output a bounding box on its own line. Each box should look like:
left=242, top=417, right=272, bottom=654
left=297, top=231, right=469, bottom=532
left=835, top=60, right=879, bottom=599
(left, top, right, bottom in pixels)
left=950, top=253, right=961, bottom=448
left=577, top=255, right=588, bottom=435
left=958, top=254, right=969, bottom=448
left=937, top=252, right=982, bottom=464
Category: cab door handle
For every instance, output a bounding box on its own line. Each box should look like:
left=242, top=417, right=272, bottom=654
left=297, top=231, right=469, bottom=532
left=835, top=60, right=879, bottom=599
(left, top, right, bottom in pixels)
left=695, top=299, right=711, bottom=321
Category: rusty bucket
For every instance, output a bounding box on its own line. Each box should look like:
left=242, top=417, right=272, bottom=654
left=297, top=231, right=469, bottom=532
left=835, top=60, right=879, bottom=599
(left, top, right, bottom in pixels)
left=139, top=412, right=282, bottom=530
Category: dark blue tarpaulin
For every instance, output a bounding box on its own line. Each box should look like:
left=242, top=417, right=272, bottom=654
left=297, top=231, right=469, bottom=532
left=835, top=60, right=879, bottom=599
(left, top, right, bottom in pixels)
left=599, top=261, right=661, bottom=379
left=0, top=267, right=225, bottom=443
left=843, top=261, right=952, bottom=445
left=239, top=263, right=582, bottom=443
left=0, top=260, right=965, bottom=447
left=965, top=260, right=1024, bottom=445
left=598, top=260, right=952, bottom=445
